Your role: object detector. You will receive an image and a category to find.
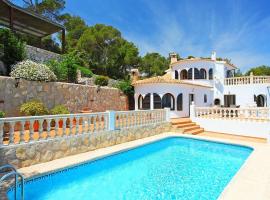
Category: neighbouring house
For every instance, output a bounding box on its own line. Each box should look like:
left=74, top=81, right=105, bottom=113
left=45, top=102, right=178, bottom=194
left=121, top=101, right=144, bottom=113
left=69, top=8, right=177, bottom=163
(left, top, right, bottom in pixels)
left=132, top=51, right=270, bottom=118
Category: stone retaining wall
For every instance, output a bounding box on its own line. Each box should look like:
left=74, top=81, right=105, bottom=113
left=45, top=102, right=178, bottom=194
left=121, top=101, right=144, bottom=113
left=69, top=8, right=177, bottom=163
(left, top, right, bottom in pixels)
left=25, top=45, right=60, bottom=63
left=0, top=76, right=128, bottom=116
left=0, top=122, right=172, bottom=168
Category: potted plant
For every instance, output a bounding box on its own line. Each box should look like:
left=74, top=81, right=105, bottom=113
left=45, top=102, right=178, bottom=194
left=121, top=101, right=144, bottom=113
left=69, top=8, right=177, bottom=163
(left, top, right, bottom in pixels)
left=20, top=100, right=49, bottom=131
left=50, top=105, right=70, bottom=128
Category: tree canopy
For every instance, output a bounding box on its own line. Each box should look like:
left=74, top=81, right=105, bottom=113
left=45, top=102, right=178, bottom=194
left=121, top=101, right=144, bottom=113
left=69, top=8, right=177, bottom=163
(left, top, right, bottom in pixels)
left=246, top=65, right=270, bottom=76
left=139, top=53, right=169, bottom=77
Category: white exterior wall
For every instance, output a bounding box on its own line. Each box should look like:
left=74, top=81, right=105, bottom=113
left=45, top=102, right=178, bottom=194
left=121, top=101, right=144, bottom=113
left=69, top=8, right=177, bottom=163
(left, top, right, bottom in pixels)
left=192, top=117, right=270, bottom=138
left=135, top=83, right=213, bottom=118
left=223, top=84, right=270, bottom=107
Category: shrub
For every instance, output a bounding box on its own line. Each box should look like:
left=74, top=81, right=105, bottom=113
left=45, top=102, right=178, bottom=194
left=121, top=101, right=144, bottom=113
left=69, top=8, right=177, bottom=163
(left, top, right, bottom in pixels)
left=0, top=111, right=5, bottom=118
left=10, top=60, right=57, bottom=81
left=0, top=29, right=26, bottom=74
left=94, top=75, right=109, bottom=86
left=20, top=100, right=49, bottom=116
left=50, top=105, right=70, bottom=115
left=116, top=79, right=134, bottom=96
left=47, top=59, right=68, bottom=81
left=77, top=65, right=93, bottom=78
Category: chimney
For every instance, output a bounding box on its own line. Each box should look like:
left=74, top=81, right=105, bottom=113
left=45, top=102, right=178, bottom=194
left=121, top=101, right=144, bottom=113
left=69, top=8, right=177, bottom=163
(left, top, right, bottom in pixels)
left=211, top=51, right=216, bottom=61
left=169, top=52, right=178, bottom=64
left=130, top=69, right=140, bottom=83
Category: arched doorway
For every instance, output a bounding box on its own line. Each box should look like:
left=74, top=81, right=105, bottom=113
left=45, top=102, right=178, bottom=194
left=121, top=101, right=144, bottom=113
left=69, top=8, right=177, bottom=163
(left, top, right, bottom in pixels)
left=199, top=68, right=207, bottom=79
left=256, top=95, right=266, bottom=107
left=153, top=93, right=162, bottom=109
left=180, top=70, right=188, bottom=80
left=214, top=98, right=221, bottom=106
left=162, top=93, right=175, bottom=110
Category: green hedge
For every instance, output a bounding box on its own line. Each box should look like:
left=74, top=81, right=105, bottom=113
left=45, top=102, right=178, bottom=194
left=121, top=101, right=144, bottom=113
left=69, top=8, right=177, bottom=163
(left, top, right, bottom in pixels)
left=94, top=75, right=109, bottom=86
left=77, top=65, right=93, bottom=78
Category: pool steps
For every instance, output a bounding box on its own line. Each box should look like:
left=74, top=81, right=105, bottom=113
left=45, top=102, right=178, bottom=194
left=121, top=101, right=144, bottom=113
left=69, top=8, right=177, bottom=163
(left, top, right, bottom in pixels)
left=171, top=118, right=204, bottom=135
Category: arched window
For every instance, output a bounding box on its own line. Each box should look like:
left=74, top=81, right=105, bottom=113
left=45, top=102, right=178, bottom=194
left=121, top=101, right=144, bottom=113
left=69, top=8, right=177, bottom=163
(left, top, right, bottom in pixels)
left=154, top=93, right=162, bottom=109
left=199, top=69, right=207, bottom=79
left=209, top=68, right=213, bottom=80
left=256, top=94, right=266, bottom=107
left=194, top=68, right=200, bottom=79
left=162, top=93, right=175, bottom=110
left=226, top=70, right=233, bottom=78
left=214, top=98, right=220, bottom=106
left=174, top=70, right=179, bottom=79
left=177, top=93, right=183, bottom=111
left=204, top=94, right=207, bottom=103
left=180, top=69, right=188, bottom=80
left=139, top=94, right=150, bottom=110
left=188, top=68, right=193, bottom=79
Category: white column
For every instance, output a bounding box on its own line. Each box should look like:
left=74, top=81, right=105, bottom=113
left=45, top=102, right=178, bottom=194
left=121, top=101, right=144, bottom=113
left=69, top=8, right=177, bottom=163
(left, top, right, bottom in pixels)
left=150, top=93, right=154, bottom=110
left=134, top=94, right=139, bottom=110
left=192, top=68, right=194, bottom=80
left=107, top=110, right=115, bottom=131
left=164, top=107, right=170, bottom=121
left=190, top=101, right=195, bottom=120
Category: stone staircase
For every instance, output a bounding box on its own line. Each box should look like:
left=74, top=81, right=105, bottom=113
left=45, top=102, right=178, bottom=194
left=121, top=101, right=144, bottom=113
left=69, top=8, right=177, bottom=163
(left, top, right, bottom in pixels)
left=171, top=118, right=204, bottom=135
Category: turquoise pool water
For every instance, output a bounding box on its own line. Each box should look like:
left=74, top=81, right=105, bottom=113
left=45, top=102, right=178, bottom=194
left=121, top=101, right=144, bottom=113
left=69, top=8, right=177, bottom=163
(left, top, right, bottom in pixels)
left=8, top=137, right=252, bottom=200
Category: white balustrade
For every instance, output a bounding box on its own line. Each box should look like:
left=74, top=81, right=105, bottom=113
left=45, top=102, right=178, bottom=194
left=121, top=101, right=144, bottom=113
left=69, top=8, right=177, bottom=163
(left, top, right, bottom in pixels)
left=114, top=109, right=166, bottom=129
left=0, top=109, right=168, bottom=146
left=195, top=107, right=270, bottom=121
left=224, top=75, right=270, bottom=85
left=0, top=112, right=109, bottom=146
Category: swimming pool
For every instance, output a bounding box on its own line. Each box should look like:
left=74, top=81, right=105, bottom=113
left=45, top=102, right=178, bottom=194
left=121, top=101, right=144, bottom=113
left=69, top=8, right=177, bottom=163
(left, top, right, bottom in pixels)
left=7, top=137, right=252, bottom=200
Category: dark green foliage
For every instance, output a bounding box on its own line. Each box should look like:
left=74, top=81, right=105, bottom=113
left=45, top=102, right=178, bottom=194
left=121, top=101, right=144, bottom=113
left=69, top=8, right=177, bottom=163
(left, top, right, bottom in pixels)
left=0, top=29, right=26, bottom=74
left=0, top=111, right=5, bottom=118
left=94, top=75, right=109, bottom=86
left=139, top=53, right=169, bottom=77
left=23, top=0, right=66, bottom=22
left=76, top=24, right=140, bottom=79
left=64, top=56, right=78, bottom=83
left=77, top=66, right=93, bottom=77
left=116, top=79, right=134, bottom=96
left=47, top=59, right=68, bottom=81
left=245, top=65, right=270, bottom=76
left=187, top=55, right=195, bottom=59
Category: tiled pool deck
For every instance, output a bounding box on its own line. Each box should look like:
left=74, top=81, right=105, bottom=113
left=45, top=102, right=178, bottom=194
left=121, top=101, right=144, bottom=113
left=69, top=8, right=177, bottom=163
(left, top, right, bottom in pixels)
left=13, top=132, right=270, bottom=200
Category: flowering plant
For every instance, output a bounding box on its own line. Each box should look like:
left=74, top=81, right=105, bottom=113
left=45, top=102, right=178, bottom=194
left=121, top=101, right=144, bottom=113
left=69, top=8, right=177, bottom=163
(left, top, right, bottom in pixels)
left=10, top=60, right=57, bottom=81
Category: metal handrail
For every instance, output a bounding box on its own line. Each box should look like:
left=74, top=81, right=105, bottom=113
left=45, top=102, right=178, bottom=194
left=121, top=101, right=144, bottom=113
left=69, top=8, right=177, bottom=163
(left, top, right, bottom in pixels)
left=0, top=165, right=24, bottom=200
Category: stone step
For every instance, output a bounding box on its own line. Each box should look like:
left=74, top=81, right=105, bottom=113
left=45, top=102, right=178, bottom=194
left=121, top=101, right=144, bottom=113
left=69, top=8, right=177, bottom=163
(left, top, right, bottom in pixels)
left=176, top=122, right=196, bottom=128
left=171, top=120, right=192, bottom=125
left=186, top=128, right=204, bottom=135
left=183, top=125, right=200, bottom=132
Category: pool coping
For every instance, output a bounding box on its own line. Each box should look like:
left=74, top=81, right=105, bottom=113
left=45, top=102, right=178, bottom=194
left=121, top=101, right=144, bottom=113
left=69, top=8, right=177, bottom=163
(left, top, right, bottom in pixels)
left=5, top=132, right=270, bottom=200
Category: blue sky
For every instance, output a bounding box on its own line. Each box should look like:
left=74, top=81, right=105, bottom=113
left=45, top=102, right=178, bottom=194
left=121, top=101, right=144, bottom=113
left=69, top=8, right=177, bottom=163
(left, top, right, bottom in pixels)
left=13, top=0, right=270, bottom=72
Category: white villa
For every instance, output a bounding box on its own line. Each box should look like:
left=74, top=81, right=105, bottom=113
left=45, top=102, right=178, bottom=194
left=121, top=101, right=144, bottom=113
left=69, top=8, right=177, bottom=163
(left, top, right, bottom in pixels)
left=133, top=51, right=270, bottom=118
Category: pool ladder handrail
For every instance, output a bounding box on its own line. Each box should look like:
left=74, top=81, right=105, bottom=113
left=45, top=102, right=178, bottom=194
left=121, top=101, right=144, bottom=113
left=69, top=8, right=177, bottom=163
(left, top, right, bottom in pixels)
left=0, top=164, right=24, bottom=200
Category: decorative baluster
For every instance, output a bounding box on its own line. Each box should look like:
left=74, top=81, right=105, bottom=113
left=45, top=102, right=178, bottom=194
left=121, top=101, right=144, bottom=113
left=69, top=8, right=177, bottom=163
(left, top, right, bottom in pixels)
left=0, top=122, right=4, bottom=145
left=9, top=122, right=15, bottom=145
left=75, top=117, right=79, bottom=134
left=46, top=119, right=51, bottom=139
left=87, top=116, right=91, bottom=133
left=81, top=116, right=85, bottom=134
left=38, top=119, right=43, bottom=140
left=93, top=116, right=96, bottom=132
left=62, top=118, right=67, bottom=136
left=55, top=118, right=59, bottom=137
left=125, top=113, right=128, bottom=128
left=29, top=120, right=34, bottom=142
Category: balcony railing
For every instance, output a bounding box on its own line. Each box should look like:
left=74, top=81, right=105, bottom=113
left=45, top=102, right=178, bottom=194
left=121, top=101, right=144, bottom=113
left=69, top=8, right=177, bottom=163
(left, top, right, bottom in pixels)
left=194, top=107, right=270, bottom=121
left=224, top=75, right=270, bottom=85
left=0, top=109, right=168, bottom=146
